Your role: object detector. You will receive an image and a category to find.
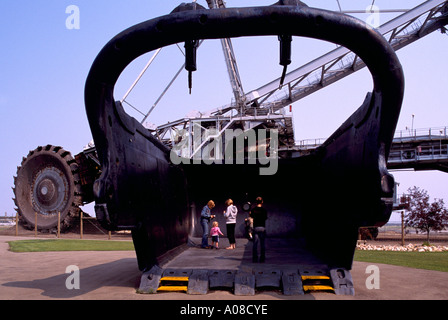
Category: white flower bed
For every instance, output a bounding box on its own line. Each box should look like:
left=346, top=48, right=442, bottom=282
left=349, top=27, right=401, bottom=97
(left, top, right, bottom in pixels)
left=356, top=243, right=448, bottom=252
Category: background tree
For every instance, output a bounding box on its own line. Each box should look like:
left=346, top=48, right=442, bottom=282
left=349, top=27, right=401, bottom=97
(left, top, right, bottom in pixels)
left=404, top=186, right=448, bottom=242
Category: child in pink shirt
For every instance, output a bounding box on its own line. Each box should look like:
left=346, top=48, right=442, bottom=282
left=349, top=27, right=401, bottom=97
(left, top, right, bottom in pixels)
left=210, top=221, right=224, bottom=249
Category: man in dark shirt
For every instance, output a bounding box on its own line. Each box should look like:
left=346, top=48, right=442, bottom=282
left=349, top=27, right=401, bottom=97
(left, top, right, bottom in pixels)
left=250, top=197, right=267, bottom=262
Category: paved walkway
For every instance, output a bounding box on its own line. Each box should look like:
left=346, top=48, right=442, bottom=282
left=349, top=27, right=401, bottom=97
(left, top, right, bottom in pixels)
left=0, top=236, right=447, bottom=300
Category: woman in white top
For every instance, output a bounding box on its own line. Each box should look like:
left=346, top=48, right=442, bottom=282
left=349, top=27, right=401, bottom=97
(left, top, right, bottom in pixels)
left=223, top=199, right=238, bottom=249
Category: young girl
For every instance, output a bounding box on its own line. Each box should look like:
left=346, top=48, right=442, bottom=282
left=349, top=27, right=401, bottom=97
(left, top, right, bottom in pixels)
left=210, top=221, right=224, bottom=249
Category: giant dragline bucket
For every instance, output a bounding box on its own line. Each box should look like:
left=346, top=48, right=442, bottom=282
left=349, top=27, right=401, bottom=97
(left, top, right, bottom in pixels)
left=84, top=1, right=404, bottom=278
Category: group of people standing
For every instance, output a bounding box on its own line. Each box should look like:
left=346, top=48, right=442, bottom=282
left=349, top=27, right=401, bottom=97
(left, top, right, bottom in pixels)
left=200, top=199, right=238, bottom=250
left=200, top=197, right=267, bottom=263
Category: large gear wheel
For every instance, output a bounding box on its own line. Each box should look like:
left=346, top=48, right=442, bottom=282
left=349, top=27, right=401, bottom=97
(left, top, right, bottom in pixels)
left=13, top=145, right=82, bottom=233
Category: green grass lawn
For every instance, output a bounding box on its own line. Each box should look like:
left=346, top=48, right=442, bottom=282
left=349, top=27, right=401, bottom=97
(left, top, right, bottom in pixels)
left=354, top=250, right=448, bottom=272
left=8, top=239, right=134, bottom=252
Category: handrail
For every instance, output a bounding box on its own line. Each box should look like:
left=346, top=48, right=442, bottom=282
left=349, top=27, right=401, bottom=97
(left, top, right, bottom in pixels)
left=393, top=126, right=448, bottom=139
left=296, top=126, right=448, bottom=149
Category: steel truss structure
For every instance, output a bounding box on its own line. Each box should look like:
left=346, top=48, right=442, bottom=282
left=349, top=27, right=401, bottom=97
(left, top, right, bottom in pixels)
left=150, top=0, right=448, bottom=161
